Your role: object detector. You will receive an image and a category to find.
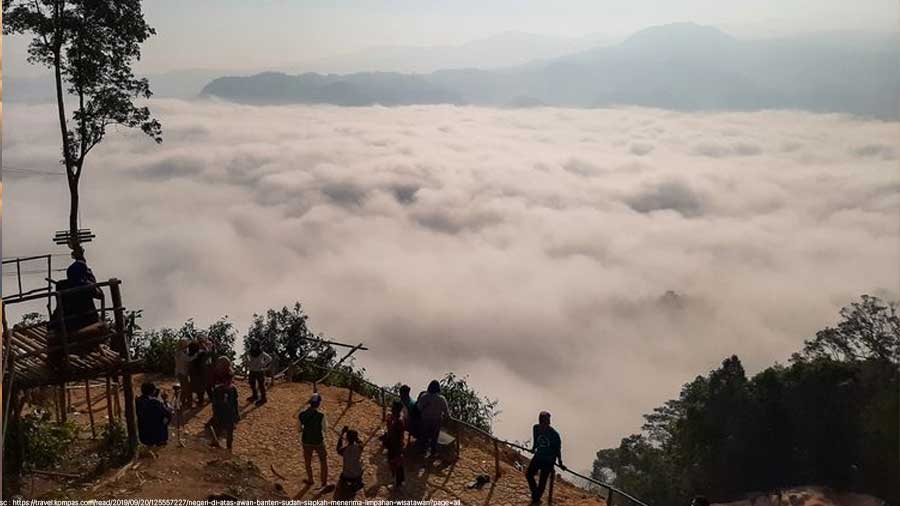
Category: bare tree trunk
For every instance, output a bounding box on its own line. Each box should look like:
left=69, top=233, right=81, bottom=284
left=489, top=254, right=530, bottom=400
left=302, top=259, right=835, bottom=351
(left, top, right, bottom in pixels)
left=68, top=174, right=80, bottom=246
left=52, top=1, right=79, bottom=249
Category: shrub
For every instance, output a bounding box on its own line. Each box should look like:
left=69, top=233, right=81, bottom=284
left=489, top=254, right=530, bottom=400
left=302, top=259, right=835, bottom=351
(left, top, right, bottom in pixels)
left=18, top=414, right=79, bottom=469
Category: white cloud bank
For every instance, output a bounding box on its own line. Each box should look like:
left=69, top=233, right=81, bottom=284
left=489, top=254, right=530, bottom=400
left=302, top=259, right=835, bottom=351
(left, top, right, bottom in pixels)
left=4, top=100, right=898, bottom=469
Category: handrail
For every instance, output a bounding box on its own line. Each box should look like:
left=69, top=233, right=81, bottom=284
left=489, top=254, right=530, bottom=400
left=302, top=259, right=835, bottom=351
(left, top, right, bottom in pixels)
left=3, top=279, right=119, bottom=306
left=1, top=254, right=54, bottom=307
left=294, top=358, right=651, bottom=506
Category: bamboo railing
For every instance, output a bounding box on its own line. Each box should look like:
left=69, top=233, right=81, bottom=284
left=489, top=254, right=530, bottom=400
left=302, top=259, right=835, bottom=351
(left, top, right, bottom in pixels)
left=294, top=359, right=650, bottom=506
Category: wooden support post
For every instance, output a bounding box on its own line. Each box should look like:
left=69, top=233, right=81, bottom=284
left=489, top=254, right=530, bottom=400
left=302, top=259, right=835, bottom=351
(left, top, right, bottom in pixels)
left=548, top=469, right=555, bottom=506
left=493, top=439, right=501, bottom=479
left=85, top=380, right=96, bottom=439
left=347, top=376, right=354, bottom=406
left=105, top=377, right=114, bottom=423
left=607, top=489, right=616, bottom=506
left=66, top=382, right=72, bottom=413
left=110, top=280, right=138, bottom=456
left=113, top=378, right=122, bottom=422
left=380, top=389, right=386, bottom=421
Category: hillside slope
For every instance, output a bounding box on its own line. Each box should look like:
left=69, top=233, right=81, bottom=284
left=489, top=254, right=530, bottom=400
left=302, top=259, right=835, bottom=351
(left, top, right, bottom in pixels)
left=70, top=379, right=605, bottom=506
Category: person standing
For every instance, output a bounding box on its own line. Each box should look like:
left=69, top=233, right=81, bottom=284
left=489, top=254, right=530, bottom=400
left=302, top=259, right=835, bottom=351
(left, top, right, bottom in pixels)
left=246, top=343, right=272, bottom=406
left=206, top=360, right=240, bottom=451
left=526, top=411, right=565, bottom=504
left=398, top=385, right=421, bottom=441
left=174, top=340, right=195, bottom=409
left=416, top=380, right=449, bottom=457
left=384, top=400, right=406, bottom=489
left=298, top=393, right=329, bottom=488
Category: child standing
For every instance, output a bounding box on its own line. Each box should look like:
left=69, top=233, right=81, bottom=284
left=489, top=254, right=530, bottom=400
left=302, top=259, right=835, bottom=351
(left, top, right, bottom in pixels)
left=336, top=426, right=364, bottom=492
left=298, top=393, right=329, bottom=488
left=206, top=358, right=239, bottom=451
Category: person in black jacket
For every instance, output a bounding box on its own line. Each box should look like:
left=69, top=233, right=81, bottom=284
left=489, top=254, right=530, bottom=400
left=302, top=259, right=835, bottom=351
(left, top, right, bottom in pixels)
left=135, top=382, right=173, bottom=446
left=526, top=411, right=565, bottom=504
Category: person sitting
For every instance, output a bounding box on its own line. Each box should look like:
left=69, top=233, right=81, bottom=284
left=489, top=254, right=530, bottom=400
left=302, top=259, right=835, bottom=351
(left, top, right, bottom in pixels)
left=526, top=411, right=565, bottom=504
left=135, top=382, right=173, bottom=446
left=246, top=343, right=273, bottom=406
left=49, top=259, right=104, bottom=335
left=336, top=426, right=364, bottom=492
left=416, top=380, right=449, bottom=457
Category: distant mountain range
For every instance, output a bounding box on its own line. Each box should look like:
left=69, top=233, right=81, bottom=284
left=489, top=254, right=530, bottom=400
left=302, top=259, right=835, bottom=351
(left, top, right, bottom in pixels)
left=200, top=23, right=900, bottom=118
left=286, top=31, right=612, bottom=74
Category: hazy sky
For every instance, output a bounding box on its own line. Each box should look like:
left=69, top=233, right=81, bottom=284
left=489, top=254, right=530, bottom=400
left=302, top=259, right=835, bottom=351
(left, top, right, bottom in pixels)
left=4, top=0, right=898, bottom=76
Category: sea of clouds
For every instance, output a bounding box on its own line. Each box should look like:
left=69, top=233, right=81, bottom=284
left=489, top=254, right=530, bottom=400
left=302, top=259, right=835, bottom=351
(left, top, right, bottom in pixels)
left=4, top=100, right=898, bottom=469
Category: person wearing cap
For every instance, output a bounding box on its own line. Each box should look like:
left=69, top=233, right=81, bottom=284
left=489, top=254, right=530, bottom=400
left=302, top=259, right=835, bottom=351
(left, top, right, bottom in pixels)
left=526, top=411, right=565, bottom=504
left=298, top=393, right=329, bottom=487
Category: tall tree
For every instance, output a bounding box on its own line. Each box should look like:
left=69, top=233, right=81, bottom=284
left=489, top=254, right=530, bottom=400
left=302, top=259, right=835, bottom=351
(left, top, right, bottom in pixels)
left=3, top=0, right=161, bottom=252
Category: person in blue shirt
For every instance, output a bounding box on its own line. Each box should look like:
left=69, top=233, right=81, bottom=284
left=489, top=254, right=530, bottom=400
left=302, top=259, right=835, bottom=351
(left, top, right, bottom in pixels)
left=526, top=411, right=565, bottom=504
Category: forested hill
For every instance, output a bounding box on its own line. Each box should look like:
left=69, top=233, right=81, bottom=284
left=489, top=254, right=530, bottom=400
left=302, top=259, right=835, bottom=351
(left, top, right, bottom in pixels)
left=200, top=23, right=899, bottom=119
left=590, top=295, right=899, bottom=506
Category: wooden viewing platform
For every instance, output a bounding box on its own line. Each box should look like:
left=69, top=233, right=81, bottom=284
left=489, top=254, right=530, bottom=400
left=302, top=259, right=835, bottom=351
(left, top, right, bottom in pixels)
left=2, top=276, right=141, bottom=463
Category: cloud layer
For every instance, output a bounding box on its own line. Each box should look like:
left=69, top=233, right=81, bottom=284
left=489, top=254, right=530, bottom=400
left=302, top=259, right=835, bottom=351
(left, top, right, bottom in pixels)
left=4, top=100, right=898, bottom=469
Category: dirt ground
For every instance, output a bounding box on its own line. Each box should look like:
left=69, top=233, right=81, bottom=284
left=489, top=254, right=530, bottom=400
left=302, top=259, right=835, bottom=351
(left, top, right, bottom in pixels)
left=24, top=375, right=606, bottom=506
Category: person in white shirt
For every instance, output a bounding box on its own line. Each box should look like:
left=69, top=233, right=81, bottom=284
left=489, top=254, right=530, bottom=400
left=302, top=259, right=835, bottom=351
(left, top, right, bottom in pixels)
left=174, top=340, right=196, bottom=409
left=246, top=343, right=273, bottom=406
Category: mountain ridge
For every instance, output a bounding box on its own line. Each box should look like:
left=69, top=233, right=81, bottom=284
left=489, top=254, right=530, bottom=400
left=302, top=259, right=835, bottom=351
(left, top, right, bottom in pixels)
left=199, top=23, right=900, bottom=118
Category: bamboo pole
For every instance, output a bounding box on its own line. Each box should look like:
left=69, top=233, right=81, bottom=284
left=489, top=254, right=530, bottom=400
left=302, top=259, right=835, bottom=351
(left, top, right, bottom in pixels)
left=84, top=379, right=96, bottom=438
left=493, top=439, right=501, bottom=478
left=105, top=376, right=114, bottom=423
left=110, top=280, right=138, bottom=455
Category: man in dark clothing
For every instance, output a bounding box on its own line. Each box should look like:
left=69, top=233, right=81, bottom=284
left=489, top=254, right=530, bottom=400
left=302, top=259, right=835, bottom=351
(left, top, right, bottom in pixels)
left=416, top=380, right=449, bottom=456
left=50, top=258, right=103, bottom=334
left=207, top=369, right=240, bottom=451
left=526, top=411, right=565, bottom=504
left=298, top=393, right=329, bottom=488
left=135, top=382, right=173, bottom=446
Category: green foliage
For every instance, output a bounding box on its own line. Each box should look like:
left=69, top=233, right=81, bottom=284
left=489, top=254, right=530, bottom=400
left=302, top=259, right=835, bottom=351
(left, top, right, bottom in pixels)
left=2, top=0, right=162, bottom=161
left=18, top=414, right=79, bottom=470
left=242, top=302, right=336, bottom=371
left=131, top=327, right=179, bottom=374
left=132, top=317, right=236, bottom=373
left=98, top=422, right=130, bottom=467
left=439, top=372, right=500, bottom=433
left=17, top=312, right=44, bottom=327
left=794, top=294, right=899, bottom=364
left=591, top=295, right=899, bottom=505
